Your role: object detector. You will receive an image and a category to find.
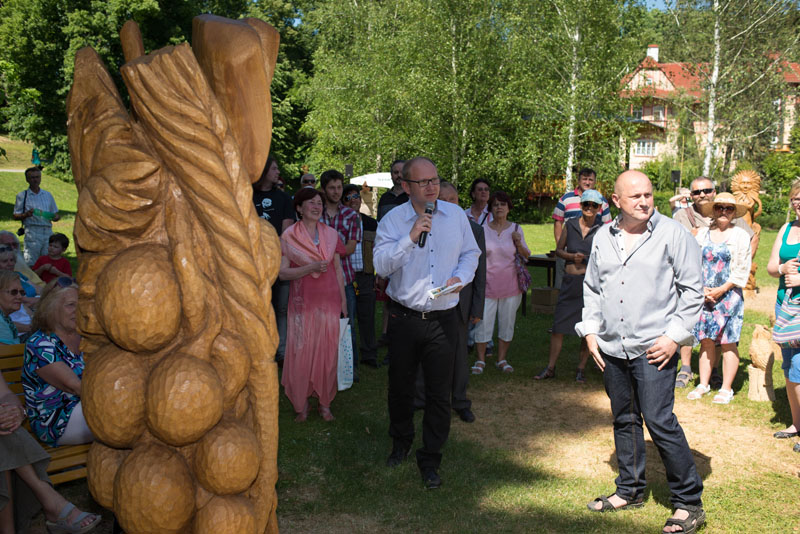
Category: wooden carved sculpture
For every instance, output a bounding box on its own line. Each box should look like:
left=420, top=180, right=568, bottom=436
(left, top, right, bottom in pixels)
left=748, top=324, right=777, bottom=402
left=731, top=170, right=763, bottom=292
left=66, top=16, right=281, bottom=534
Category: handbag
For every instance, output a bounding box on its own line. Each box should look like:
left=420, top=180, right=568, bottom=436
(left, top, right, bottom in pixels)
left=772, top=288, right=800, bottom=348
left=513, top=223, right=531, bottom=293
left=337, top=317, right=354, bottom=391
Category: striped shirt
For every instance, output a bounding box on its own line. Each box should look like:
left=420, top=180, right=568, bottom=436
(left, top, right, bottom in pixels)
left=552, top=188, right=612, bottom=224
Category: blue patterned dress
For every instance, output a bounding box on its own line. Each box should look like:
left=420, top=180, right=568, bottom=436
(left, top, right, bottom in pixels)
left=691, top=232, right=744, bottom=344
left=21, top=330, right=84, bottom=446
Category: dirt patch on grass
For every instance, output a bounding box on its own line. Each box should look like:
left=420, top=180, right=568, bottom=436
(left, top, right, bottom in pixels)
left=457, top=377, right=797, bottom=488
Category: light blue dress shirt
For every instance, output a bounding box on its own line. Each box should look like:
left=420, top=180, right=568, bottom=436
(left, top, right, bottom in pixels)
left=374, top=200, right=480, bottom=312
left=575, top=211, right=703, bottom=359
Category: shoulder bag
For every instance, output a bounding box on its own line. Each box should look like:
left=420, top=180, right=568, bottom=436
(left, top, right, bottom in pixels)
left=772, top=288, right=800, bottom=348
left=513, top=223, right=531, bottom=293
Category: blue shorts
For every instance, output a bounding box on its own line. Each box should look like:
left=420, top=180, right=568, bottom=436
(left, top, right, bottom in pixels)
left=776, top=301, right=800, bottom=383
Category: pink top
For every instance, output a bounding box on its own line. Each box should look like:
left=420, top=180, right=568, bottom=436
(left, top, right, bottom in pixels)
left=485, top=222, right=530, bottom=299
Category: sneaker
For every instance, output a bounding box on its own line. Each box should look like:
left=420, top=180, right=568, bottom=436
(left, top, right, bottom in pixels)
left=687, top=384, right=711, bottom=400
left=712, top=389, right=734, bottom=404
left=575, top=369, right=586, bottom=383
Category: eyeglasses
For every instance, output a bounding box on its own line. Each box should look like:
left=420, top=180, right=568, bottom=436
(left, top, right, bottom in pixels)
left=301, top=179, right=315, bottom=185
left=0, top=246, right=12, bottom=253
left=2, top=289, right=24, bottom=296
left=691, top=187, right=714, bottom=196
left=344, top=193, right=360, bottom=201
left=475, top=187, right=490, bottom=192
left=791, top=198, right=800, bottom=206
left=713, top=205, right=736, bottom=214
left=405, top=177, right=441, bottom=188
left=581, top=202, right=600, bottom=209
left=56, top=276, right=75, bottom=288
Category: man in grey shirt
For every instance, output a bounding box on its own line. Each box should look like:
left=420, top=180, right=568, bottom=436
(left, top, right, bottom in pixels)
left=577, top=171, right=706, bottom=534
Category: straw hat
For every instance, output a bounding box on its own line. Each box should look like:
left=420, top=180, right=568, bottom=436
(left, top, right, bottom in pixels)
left=697, top=192, right=748, bottom=219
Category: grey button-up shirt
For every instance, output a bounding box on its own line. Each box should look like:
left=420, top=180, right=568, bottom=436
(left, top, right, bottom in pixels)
left=575, top=210, right=703, bottom=359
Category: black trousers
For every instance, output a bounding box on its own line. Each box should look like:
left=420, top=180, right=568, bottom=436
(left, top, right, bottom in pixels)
left=354, top=271, right=378, bottom=363
left=414, top=313, right=471, bottom=412
left=387, top=302, right=458, bottom=470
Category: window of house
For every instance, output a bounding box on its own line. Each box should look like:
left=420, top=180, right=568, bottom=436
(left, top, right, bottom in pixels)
left=653, top=105, right=664, bottom=121
left=632, top=106, right=643, bottom=120
left=634, top=139, right=657, bottom=156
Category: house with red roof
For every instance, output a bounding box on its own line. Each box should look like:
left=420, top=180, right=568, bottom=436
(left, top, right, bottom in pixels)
left=621, top=45, right=799, bottom=170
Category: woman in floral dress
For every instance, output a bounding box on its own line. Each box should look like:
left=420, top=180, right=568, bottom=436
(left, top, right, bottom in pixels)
left=687, top=193, right=751, bottom=404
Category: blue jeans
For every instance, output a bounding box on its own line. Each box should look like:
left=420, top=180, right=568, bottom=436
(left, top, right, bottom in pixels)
left=602, top=352, right=703, bottom=508
left=345, top=282, right=359, bottom=368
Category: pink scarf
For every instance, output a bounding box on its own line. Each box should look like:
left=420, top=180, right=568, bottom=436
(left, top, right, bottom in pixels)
left=281, top=221, right=337, bottom=278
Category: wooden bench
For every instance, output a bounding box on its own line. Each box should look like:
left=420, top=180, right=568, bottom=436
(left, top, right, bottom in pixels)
left=1, top=343, right=89, bottom=485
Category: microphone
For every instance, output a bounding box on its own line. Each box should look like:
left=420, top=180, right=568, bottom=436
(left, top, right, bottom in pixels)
left=418, top=201, right=435, bottom=248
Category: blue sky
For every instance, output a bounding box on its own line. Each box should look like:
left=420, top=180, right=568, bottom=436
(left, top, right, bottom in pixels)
left=646, top=0, right=668, bottom=9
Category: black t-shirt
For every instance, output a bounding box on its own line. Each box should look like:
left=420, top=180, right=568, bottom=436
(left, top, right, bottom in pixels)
left=253, top=188, right=294, bottom=235
left=377, top=190, right=409, bottom=221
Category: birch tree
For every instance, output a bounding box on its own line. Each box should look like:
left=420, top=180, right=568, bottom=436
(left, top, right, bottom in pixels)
left=666, top=0, right=800, bottom=177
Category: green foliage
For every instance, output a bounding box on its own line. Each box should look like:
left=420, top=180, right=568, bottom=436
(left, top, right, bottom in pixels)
left=640, top=154, right=706, bottom=190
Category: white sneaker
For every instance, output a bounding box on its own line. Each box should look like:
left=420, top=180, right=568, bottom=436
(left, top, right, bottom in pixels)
left=687, top=384, right=711, bottom=400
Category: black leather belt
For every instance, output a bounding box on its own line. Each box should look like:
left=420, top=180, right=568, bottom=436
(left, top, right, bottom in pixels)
left=390, top=300, right=453, bottom=320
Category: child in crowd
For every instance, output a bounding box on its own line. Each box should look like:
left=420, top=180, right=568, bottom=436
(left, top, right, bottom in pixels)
left=32, top=233, right=72, bottom=284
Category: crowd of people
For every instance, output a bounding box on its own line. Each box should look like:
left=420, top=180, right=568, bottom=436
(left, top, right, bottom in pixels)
left=3, top=160, right=799, bottom=533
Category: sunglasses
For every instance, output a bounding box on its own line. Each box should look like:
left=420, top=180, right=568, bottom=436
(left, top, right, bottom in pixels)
left=3, top=289, right=24, bottom=296
left=344, top=193, right=360, bottom=201
left=581, top=202, right=600, bottom=209
left=713, top=205, right=736, bottom=214
left=0, top=246, right=12, bottom=253
left=691, top=187, right=714, bottom=196
left=54, top=277, right=75, bottom=288
left=301, top=179, right=315, bottom=185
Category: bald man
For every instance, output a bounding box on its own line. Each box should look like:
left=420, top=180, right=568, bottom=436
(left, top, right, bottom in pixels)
left=576, top=171, right=706, bottom=533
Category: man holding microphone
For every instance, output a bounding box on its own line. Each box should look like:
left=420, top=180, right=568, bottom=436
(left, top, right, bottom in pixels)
left=374, top=157, right=480, bottom=489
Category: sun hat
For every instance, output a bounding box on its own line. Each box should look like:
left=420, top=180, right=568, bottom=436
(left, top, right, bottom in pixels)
left=580, top=189, right=604, bottom=205
left=698, top=192, right=748, bottom=219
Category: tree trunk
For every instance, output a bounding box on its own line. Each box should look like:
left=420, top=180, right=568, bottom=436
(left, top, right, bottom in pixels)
left=565, top=26, right=580, bottom=190
left=703, top=0, right=721, bottom=177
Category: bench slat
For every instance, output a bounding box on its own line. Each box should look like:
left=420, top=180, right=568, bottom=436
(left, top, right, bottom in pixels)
left=0, top=344, right=25, bottom=358
left=49, top=467, right=88, bottom=486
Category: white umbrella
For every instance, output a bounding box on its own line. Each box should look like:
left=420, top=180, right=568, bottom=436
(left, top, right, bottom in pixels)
left=350, top=172, right=393, bottom=188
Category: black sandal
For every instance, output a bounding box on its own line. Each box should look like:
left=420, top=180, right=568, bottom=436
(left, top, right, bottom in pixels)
left=662, top=505, right=705, bottom=534
left=586, top=494, right=644, bottom=513
left=534, top=366, right=555, bottom=380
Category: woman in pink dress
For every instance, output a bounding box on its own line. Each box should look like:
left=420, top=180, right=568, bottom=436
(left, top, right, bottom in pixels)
left=280, top=188, right=347, bottom=422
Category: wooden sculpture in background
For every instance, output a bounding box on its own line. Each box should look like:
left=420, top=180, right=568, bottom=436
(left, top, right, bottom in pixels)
left=748, top=324, right=778, bottom=401
left=731, top=169, right=763, bottom=293
left=66, top=16, right=281, bottom=534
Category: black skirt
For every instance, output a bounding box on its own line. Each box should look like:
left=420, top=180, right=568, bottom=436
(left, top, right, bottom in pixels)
left=551, top=273, right=585, bottom=335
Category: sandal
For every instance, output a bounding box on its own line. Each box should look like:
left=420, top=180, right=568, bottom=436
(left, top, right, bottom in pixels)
left=534, top=366, right=555, bottom=380
left=662, top=505, right=705, bottom=534
left=495, top=360, right=514, bottom=373
left=575, top=368, right=586, bottom=383
left=586, top=494, right=644, bottom=513
left=712, top=389, right=734, bottom=405
left=687, top=384, right=710, bottom=400
left=46, top=502, right=101, bottom=534
left=675, top=369, right=692, bottom=388
left=471, top=361, right=485, bottom=375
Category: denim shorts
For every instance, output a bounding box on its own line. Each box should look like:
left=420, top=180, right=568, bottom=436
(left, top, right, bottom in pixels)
left=776, top=301, right=800, bottom=383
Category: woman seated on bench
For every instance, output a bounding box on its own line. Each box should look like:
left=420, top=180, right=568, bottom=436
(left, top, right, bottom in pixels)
left=1, top=273, right=100, bottom=533
left=22, top=279, right=94, bottom=447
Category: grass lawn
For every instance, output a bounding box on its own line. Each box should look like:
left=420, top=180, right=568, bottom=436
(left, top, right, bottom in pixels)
left=1, top=141, right=797, bottom=532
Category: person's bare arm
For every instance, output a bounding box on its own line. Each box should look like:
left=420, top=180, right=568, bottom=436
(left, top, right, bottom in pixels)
left=48, top=264, right=70, bottom=278
left=343, top=239, right=357, bottom=256
left=279, top=255, right=327, bottom=281
left=35, top=361, right=82, bottom=396
left=553, top=220, right=564, bottom=246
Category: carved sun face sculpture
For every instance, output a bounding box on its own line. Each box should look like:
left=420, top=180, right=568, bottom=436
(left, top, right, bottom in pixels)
left=67, top=16, right=282, bottom=534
